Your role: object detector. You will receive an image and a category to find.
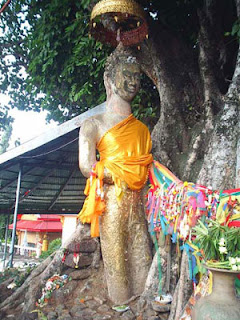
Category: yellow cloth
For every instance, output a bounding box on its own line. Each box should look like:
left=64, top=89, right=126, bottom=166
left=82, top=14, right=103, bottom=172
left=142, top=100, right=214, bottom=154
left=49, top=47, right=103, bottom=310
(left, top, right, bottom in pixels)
left=216, top=195, right=240, bottom=224
left=78, top=114, right=153, bottom=237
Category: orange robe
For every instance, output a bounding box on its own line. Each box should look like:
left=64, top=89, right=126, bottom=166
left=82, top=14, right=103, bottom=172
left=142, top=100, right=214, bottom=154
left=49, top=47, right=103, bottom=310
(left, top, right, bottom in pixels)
left=78, top=114, right=153, bottom=237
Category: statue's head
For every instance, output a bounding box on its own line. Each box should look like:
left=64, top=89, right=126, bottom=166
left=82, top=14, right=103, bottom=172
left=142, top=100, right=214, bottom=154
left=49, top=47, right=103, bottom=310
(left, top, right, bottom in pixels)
left=104, top=44, right=141, bottom=102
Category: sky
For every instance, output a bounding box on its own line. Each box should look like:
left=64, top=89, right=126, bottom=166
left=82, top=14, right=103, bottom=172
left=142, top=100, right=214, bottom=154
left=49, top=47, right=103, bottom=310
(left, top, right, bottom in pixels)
left=0, top=25, right=57, bottom=151
left=0, top=93, right=58, bottom=150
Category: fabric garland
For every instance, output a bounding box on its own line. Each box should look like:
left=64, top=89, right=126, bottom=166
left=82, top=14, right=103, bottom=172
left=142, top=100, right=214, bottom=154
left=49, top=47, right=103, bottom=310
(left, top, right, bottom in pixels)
left=147, top=160, right=240, bottom=286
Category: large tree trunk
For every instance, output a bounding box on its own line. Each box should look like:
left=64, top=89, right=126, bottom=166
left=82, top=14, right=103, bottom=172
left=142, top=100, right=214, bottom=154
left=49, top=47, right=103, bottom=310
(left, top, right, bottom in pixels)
left=139, top=29, right=203, bottom=181
left=197, top=0, right=240, bottom=189
left=138, top=0, right=239, bottom=319
left=198, top=55, right=240, bottom=189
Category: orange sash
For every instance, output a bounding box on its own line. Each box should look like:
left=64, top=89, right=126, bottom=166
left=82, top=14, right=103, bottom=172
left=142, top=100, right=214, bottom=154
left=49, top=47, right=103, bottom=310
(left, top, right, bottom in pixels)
left=78, top=114, right=153, bottom=237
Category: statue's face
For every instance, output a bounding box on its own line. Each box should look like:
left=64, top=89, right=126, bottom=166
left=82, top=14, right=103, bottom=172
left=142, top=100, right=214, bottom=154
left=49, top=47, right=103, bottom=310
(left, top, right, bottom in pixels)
left=114, top=63, right=141, bottom=102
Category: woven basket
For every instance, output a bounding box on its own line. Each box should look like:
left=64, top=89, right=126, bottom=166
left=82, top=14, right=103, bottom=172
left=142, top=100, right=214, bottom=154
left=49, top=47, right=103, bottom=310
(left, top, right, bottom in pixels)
left=90, top=0, right=148, bottom=47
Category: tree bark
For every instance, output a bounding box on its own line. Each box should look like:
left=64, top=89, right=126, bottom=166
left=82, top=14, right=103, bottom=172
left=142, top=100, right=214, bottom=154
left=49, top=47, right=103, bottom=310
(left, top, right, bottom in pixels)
left=198, top=0, right=240, bottom=189
left=139, top=28, right=203, bottom=181
left=141, top=1, right=239, bottom=319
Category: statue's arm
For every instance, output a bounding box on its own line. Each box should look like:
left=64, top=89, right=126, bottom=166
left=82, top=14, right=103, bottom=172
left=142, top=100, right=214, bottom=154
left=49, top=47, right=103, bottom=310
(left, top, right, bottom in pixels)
left=79, top=119, right=98, bottom=178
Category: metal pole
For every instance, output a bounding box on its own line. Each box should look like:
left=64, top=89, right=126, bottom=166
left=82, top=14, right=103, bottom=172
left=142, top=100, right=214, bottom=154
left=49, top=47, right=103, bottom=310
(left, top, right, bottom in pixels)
left=2, top=214, right=10, bottom=269
left=9, top=166, right=22, bottom=268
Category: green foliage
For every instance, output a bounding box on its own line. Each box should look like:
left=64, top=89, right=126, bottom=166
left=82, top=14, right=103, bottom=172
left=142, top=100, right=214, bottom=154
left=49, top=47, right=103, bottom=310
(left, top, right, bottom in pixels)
left=132, top=73, right=159, bottom=124
left=0, top=214, right=13, bottom=239
left=225, top=19, right=240, bottom=39
left=14, top=265, right=34, bottom=287
left=0, top=0, right=206, bottom=123
left=0, top=264, right=35, bottom=287
left=193, top=219, right=240, bottom=267
left=0, top=0, right=110, bottom=123
left=39, top=238, right=62, bottom=260
left=0, top=268, right=18, bottom=285
left=31, top=310, right=47, bottom=320
left=0, top=122, right=12, bottom=154
left=0, top=103, right=12, bottom=137
left=0, top=0, right=237, bottom=123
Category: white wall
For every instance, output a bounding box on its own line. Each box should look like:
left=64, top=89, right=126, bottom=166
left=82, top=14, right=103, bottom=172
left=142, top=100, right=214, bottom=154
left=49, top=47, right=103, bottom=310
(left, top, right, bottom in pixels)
left=62, top=216, right=77, bottom=246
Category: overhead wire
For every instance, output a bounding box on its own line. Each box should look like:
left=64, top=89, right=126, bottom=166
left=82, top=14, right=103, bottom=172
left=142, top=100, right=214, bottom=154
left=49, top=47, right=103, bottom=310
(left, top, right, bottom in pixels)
left=20, top=136, right=79, bottom=159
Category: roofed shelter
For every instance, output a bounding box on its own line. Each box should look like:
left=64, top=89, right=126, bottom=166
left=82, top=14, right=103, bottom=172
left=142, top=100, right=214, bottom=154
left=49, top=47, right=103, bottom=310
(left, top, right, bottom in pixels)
left=9, top=214, right=63, bottom=257
left=0, top=102, right=106, bottom=267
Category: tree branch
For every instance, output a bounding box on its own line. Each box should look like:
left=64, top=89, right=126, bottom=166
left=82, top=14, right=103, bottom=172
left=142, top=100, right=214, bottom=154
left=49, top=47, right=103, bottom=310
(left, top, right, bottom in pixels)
left=0, top=39, right=25, bottom=50
left=0, top=0, right=11, bottom=14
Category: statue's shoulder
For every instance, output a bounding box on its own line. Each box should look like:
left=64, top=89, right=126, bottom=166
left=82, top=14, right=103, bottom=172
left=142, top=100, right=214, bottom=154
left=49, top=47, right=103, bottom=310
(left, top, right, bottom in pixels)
left=80, top=114, right=107, bottom=136
left=80, top=116, right=99, bottom=135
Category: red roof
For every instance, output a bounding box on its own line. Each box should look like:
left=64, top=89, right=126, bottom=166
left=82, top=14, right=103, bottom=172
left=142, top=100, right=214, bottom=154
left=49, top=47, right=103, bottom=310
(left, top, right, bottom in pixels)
left=37, top=214, right=61, bottom=221
left=9, top=220, right=62, bottom=232
left=16, top=214, right=61, bottom=222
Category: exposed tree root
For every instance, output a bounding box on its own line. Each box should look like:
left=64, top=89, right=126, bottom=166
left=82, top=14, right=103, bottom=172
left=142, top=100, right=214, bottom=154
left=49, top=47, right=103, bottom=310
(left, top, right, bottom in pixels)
left=0, top=253, right=61, bottom=314
left=0, top=223, right=95, bottom=315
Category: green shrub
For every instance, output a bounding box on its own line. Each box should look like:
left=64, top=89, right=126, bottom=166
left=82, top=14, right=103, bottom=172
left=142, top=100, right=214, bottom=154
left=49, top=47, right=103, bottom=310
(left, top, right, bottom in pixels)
left=0, top=264, right=36, bottom=287
left=40, top=238, right=62, bottom=260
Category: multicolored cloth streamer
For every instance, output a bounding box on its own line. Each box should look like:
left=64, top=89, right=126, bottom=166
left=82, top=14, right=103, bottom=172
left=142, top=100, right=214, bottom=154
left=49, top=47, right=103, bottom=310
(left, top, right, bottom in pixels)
left=146, top=161, right=240, bottom=241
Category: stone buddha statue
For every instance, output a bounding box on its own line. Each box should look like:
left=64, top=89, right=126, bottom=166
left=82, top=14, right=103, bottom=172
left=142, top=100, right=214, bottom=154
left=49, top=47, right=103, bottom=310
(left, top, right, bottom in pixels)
left=78, top=45, right=152, bottom=304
